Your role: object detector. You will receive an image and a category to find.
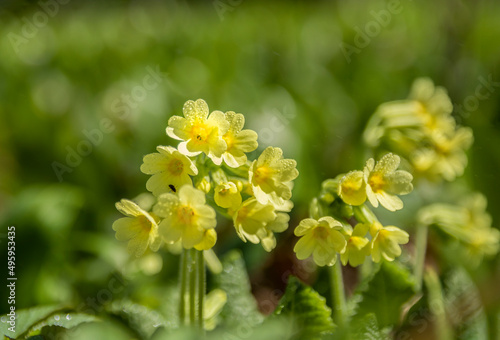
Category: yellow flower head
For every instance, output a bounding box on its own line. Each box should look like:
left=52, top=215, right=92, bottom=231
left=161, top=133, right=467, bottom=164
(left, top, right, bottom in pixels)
left=422, top=127, right=473, bottom=181
left=293, top=217, right=347, bottom=267
left=340, top=223, right=371, bottom=267
left=214, top=182, right=242, bottom=209
left=370, top=222, right=409, bottom=262
left=339, top=171, right=367, bottom=206
left=364, top=153, right=413, bottom=211
left=140, top=146, right=198, bottom=196
left=408, top=77, right=453, bottom=119
left=153, top=185, right=217, bottom=249
left=167, top=99, right=230, bottom=165
left=249, top=146, right=298, bottom=211
left=233, top=198, right=289, bottom=252
left=112, top=199, right=161, bottom=257
left=222, top=111, right=258, bottom=168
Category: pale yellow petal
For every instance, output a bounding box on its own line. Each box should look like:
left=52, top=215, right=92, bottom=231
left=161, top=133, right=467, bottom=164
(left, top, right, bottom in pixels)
left=183, top=99, right=209, bottom=120
left=294, top=232, right=316, bottom=260
left=158, top=218, right=182, bottom=244
left=115, top=199, right=143, bottom=217
left=295, top=218, right=319, bottom=236
left=167, top=116, right=190, bottom=140
left=194, top=229, right=217, bottom=251
left=376, top=192, right=403, bottom=211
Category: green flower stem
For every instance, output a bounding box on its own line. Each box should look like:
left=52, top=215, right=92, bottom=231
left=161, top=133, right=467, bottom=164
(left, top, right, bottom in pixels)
left=179, top=248, right=188, bottom=325
left=352, top=204, right=378, bottom=224
left=197, top=250, right=205, bottom=330
left=189, top=248, right=197, bottom=325
left=424, top=268, right=453, bottom=340
left=414, top=223, right=428, bottom=291
left=329, top=257, right=347, bottom=326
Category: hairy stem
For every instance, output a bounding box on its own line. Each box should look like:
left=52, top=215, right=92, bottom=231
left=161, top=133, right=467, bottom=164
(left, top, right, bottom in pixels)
left=179, top=248, right=188, bottom=325
left=197, top=250, right=205, bottom=331
left=329, top=257, right=347, bottom=326
left=189, top=248, right=197, bottom=325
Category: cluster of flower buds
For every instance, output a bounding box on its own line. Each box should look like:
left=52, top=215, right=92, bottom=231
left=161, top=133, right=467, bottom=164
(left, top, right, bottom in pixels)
left=293, top=153, right=413, bottom=267
left=113, top=99, right=298, bottom=256
left=364, top=78, right=473, bottom=182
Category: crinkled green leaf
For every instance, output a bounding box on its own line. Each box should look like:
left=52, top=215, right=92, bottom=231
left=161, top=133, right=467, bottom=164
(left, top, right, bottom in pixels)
left=214, top=250, right=263, bottom=328
left=350, top=313, right=389, bottom=340
left=443, top=268, right=487, bottom=340
left=30, top=312, right=99, bottom=333
left=0, top=305, right=98, bottom=340
left=274, top=276, right=335, bottom=339
left=1, top=305, right=62, bottom=339
left=355, top=262, right=416, bottom=328
left=106, top=299, right=168, bottom=339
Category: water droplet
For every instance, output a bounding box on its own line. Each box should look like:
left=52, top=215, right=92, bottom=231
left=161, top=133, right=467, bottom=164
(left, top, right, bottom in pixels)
left=54, top=315, right=60, bottom=321
left=66, top=314, right=72, bottom=320
left=1, top=317, right=6, bottom=322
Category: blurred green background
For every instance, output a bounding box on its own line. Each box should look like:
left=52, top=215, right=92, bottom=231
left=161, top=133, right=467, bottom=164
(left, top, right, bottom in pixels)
left=1, top=0, right=500, bottom=338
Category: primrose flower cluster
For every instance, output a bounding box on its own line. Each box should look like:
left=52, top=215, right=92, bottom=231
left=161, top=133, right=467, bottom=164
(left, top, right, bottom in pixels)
left=418, top=193, right=500, bottom=264
left=294, top=153, right=413, bottom=267
left=113, top=99, right=298, bottom=257
left=363, top=78, right=473, bottom=182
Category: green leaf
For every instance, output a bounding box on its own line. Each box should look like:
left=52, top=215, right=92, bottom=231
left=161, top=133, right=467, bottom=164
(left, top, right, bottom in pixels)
left=274, top=276, right=335, bottom=339
left=350, top=313, right=388, bottom=340
left=106, top=299, right=168, bottom=339
left=214, top=250, right=264, bottom=328
left=443, top=268, right=488, bottom=340
left=0, top=305, right=98, bottom=339
left=355, top=261, right=416, bottom=328
left=1, top=305, right=61, bottom=339
left=30, top=312, right=99, bottom=333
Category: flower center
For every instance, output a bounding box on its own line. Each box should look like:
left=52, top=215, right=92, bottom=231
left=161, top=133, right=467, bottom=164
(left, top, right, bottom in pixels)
left=177, top=206, right=195, bottom=224
left=368, top=173, right=385, bottom=193
left=167, top=159, right=184, bottom=176
left=223, top=132, right=235, bottom=151
left=253, top=166, right=272, bottom=185
left=137, top=215, right=153, bottom=233
left=313, top=227, right=329, bottom=239
left=190, top=123, right=210, bottom=144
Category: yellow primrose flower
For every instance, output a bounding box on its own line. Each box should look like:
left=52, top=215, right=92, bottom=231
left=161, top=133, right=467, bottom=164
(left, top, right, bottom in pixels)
left=233, top=198, right=289, bottom=252
left=249, top=146, right=298, bottom=211
left=153, top=185, right=217, bottom=249
left=140, top=146, right=198, bottom=196
left=166, top=99, right=230, bottom=165
left=112, top=199, right=161, bottom=257
left=293, top=217, right=347, bottom=267
left=364, top=153, right=413, bottom=211
left=340, top=223, right=371, bottom=267
left=339, top=171, right=367, bottom=206
left=214, top=182, right=242, bottom=209
left=370, top=222, right=409, bottom=262
left=221, top=111, right=258, bottom=168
